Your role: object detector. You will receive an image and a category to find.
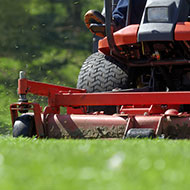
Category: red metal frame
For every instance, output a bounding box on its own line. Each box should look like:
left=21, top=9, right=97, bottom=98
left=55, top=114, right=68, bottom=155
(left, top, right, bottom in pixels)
left=17, top=78, right=190, bottom=107
left=10, top=102, right=44, bottom=137
left=18, top=78, right=86, bottom=96
left=10, top=77, right=190, bottom=138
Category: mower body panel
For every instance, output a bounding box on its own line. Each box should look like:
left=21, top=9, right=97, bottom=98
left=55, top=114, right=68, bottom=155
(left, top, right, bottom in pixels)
left=175, top=22, right=190, bottom=40
left=99, top=22, right=190, bottom=56
left=45, top=114, right=190, bottom=139
left=138, top=0, right=190, bottom=41
left=99, top=0, right=190, bottom=60
left=138, top=23, right=174, bottom=41
left=99, top=24, right=139, bottom=54
left=46, top=114, right=127, bottom=139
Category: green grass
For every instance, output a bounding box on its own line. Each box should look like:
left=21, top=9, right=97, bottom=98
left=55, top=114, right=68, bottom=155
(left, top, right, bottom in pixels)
left=0, top=138, right=189, bottom=190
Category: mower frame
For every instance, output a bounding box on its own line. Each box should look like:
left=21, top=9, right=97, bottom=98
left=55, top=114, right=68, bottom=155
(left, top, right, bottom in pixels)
left=10, top=71, right=190, bottom=139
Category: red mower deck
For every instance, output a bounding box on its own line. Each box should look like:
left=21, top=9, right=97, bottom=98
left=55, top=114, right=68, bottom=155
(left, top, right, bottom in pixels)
left=10, top=71, right=190, bottom=139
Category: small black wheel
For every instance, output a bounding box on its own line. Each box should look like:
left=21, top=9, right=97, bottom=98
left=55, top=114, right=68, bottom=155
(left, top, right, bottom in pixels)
left=13, top=114, right=36, bottom=137
left=77, top=52, right=128, bottom=114
left=126, top=128, right=155, bottom=139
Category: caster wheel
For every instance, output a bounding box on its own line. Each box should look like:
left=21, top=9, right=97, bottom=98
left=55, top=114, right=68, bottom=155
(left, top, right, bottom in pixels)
left=13, top=114, right=36, bottom=137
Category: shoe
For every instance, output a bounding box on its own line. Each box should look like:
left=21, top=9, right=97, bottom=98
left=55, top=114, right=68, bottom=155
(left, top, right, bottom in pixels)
left=84, top=10, right=106, bottom=37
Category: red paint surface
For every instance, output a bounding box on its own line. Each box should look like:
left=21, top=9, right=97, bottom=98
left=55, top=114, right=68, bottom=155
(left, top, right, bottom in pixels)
left=175, top=22, right=190, bottom=40
left=99, top=24, right=139, bottom=54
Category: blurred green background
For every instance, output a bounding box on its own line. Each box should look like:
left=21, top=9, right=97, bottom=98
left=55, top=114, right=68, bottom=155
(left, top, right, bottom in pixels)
left=0, top=0, right=103, bottom=134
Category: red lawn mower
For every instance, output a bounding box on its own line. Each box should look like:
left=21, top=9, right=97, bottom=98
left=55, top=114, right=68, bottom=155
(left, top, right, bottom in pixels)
left=10, top=0, right=190, bottom=139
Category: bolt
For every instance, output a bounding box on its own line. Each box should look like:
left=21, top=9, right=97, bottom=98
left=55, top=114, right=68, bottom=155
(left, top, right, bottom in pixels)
left=19, top=71, right=26, bottom=79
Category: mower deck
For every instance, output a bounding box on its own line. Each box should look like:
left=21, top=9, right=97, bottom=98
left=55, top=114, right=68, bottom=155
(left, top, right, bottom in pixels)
left=10, top=71, right=190, bottom=139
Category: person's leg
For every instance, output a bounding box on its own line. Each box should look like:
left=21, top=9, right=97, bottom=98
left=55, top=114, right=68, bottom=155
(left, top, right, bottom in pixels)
left=112, top=0, right=129, bottom=28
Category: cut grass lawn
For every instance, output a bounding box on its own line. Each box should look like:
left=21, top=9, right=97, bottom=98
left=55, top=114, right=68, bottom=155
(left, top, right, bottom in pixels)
left=0, top=137, right=189, bottom=190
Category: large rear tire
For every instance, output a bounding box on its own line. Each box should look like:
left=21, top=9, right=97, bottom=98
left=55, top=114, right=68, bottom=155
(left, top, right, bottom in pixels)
left=77, top=52, right=128, bottom=114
